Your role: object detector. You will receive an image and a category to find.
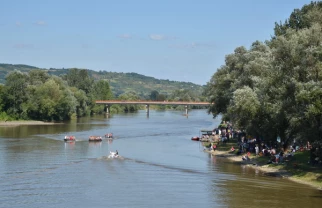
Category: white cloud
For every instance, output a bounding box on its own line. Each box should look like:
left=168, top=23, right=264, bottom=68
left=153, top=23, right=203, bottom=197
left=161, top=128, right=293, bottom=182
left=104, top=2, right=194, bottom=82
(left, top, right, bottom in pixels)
left=150, top=34, right=166, bottom=40
left=170, top=42, right=216, bottom=50
left=13, top=43, right=33, bottom=49
left=118, top=34, right=132, bottom=39
left=16, top=21, right=22, bottom=27
left=81, top=43, right=90, bottom=49
left=35, top=21, right=46, bottom=26
left=149, top=34, right=177, bottom=41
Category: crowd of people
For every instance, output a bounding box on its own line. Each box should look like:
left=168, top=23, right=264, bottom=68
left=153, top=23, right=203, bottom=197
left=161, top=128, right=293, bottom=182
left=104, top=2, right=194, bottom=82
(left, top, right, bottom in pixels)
left=207, top=121, right=322, bottom=165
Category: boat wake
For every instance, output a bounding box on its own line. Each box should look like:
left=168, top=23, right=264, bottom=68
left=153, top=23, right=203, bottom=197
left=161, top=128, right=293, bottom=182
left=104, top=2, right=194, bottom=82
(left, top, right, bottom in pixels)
left=98, top=155, right=206, bottom=175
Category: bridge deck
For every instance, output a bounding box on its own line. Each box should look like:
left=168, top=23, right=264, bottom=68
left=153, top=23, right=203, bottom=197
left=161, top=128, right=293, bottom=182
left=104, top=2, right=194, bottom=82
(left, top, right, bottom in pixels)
left=95, top=100, right=210, bottom=106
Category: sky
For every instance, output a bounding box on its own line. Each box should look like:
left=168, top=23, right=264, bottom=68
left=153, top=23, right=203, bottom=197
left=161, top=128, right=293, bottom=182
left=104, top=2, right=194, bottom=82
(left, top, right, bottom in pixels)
left=0, top=0, right=314, bottom=85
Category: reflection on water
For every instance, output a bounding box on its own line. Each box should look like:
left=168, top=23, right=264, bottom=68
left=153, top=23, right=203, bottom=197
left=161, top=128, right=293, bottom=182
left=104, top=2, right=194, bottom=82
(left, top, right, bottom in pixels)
left=0, top=110, right=321, bottom=208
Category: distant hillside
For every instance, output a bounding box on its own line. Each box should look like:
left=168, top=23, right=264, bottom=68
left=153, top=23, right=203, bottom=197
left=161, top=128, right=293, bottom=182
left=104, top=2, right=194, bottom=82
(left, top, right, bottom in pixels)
left=0, top=63, right=205, bottom=98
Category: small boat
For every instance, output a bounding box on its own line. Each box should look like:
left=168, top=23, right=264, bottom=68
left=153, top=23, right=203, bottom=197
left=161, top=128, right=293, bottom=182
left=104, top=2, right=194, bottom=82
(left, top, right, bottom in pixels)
left=105, top=133, right=113, bottom=138
left=108, top=151, right=119, bottom=158
left=89, top=136, right=102, bottom=142
left=191, top=136, right=200, bottom=141
left=64, top=136, right=76, bottom=142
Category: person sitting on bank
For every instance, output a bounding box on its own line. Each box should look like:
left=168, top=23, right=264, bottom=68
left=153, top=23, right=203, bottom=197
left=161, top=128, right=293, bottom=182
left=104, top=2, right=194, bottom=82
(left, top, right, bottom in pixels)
left=279, top=150, right=284, bottom=163
left=242, top=154, right=250, bottom=161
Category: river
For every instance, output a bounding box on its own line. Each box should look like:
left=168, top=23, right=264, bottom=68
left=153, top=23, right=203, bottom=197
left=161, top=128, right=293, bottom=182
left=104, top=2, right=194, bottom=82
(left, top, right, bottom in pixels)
left=0, top=110, right=321, bottom=208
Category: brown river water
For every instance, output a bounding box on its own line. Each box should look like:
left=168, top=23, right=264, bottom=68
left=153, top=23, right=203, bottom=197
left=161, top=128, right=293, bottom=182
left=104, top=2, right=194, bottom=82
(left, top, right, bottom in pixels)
left=0, top=110, right=321, bottom=208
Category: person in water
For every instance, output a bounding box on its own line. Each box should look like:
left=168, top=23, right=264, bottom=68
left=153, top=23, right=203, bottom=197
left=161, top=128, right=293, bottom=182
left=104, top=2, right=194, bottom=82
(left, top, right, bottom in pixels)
left=116, top=150, right=118, bottom=155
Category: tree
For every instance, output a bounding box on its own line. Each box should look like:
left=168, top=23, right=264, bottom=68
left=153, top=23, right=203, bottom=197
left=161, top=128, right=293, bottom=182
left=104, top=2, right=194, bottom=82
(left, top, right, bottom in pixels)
left=2, top=70, right=29, bottom=118
left=205, top=1, right=322, bottom=151
left=63, top=68, right=94, bottom=94
left=70, top=87, right=89, bottom=117
left=91, top=80, right=113, bottom=114
left=28, top=69, right=50, bottom=85
left=92, top=80, right=113, bottom=100
left=118, top=91, right=141, bottom=112
left=273, top=1, right=322, bottom=36
left=150, top=90, right=159, bottom=101
left=227, top=86, right=260, bottom=130
left=23, top=78, right=77, bottom=121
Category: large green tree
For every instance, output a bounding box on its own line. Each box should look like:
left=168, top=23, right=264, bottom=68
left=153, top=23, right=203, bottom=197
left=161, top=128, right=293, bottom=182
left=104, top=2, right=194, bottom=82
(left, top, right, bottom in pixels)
left=91, top=80, right=113, bottom=114
left=1, top=70, right=29, bottom=118
left=63, top=68, right=94, bottom=94
left=205, top=1, right=322, bottom=149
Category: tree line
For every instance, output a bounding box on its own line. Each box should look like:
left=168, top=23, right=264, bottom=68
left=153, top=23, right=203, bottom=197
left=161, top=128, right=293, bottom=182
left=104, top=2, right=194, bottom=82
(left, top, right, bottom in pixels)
left=0, top=68, right=205, bottom=121
left=205, top=1, right=322, bottom=150
left=0, top=69, right=114, bottom=121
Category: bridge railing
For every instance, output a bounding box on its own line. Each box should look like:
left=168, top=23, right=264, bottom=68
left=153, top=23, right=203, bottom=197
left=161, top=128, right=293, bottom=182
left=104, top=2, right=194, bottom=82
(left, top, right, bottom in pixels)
left=95, top=100, right=211, bottom=106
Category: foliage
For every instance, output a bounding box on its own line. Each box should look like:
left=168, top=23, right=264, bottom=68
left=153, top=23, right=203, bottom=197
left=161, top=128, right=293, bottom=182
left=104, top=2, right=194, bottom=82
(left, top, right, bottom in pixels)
left=118, top=91, right=141, bottom=112
left=150, top=90, right=160, bottom=101
left=0, top=64, right=205, bottom=118
left=1, top=70, right=29, bottom=118
left=62, top=68, right=94, bottom=94
left=0, top=64, right=205, bottom=99
left=91, top=72, right=204, bottom=98
left=0, top=69, right=113, bottom=121
left=274, top=1, right=322, bottom=36
left=205, top=1, right=322, bottom=152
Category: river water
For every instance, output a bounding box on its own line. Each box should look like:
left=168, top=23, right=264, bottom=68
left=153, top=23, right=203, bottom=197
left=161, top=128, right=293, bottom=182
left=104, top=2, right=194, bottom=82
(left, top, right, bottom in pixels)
left=0, top=110, right=321, bottom=208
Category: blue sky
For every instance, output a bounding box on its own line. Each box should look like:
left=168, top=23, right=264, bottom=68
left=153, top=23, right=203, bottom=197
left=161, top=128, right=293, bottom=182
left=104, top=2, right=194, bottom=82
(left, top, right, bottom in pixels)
left=0, top=0, right=314, bottom=85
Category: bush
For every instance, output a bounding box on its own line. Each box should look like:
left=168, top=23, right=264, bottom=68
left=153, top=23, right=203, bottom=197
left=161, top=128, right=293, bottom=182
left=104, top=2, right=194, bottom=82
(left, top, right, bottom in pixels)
left=0, top=112, right=14, bottom=121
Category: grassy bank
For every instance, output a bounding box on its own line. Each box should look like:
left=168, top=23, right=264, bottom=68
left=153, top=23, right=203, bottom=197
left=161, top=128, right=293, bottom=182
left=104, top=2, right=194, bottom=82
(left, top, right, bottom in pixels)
left=202, top=139, right=322, bottom=190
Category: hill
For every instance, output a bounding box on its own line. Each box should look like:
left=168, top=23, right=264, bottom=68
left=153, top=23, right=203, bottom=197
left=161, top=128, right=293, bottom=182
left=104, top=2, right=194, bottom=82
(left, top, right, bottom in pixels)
left=0, top=63, right=205, bottom=98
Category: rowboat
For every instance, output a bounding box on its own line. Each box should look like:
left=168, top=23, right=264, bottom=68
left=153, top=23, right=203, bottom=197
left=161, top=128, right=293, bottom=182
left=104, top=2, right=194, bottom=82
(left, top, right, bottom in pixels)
left=89, top=136, right=102, bottom=142
left=64, top=136, right=76, bottom=142
left=191, top=136, right=200, bottom=141
left=105, top=133, right=113, bottom=138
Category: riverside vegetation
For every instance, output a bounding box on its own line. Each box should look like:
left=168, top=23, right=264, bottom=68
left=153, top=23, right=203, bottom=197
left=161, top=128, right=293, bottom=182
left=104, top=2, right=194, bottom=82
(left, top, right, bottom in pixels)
left=0, top=66, right=206, bottom=122
left=204, top=1, right=322, bottom=187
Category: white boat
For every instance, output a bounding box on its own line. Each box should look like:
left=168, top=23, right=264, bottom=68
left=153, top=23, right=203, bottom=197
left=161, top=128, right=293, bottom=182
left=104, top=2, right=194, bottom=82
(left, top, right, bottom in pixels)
left=108, top=151, right=119, bottom=158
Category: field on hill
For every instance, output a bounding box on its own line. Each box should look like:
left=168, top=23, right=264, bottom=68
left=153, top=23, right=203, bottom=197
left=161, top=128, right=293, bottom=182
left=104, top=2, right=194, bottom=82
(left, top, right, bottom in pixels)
left=0, top=63, right=205, bottom=98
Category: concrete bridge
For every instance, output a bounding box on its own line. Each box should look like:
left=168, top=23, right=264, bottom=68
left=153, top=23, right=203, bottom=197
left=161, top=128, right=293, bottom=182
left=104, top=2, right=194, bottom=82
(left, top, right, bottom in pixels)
left=95, top=100, right=211, bottom=116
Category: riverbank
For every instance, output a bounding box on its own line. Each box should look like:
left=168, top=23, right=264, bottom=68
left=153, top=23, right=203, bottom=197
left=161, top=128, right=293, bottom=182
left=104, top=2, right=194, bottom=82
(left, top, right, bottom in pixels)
left=0, top=121, right=59, bottom=126
left=204, top=144, right=322, bottom=190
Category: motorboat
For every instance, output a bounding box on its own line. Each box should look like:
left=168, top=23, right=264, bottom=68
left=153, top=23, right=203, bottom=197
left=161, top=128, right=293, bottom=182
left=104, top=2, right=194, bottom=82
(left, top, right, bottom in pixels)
left=191, top=136, right=200, bottom=141
left=105, top=133, right=113, bottom=138
left=64, top=136, right=76, bottom=142
left=108, top=151, right=119, bottom=158
left=89, top=136, right=102, bottom=142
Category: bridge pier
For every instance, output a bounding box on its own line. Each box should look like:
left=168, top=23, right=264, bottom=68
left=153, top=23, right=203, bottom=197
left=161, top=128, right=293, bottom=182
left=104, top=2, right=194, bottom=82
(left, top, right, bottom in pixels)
left=185, top=105, right=188, bottom=116
left=106, top=105, right=109, bottom=114
left=146, top=104, right=150, bottom=117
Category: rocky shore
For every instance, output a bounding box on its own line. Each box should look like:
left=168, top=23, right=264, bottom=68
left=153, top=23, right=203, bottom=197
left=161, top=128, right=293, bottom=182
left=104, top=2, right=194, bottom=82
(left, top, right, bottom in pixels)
left=205, top=149, right=322, bottom=190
